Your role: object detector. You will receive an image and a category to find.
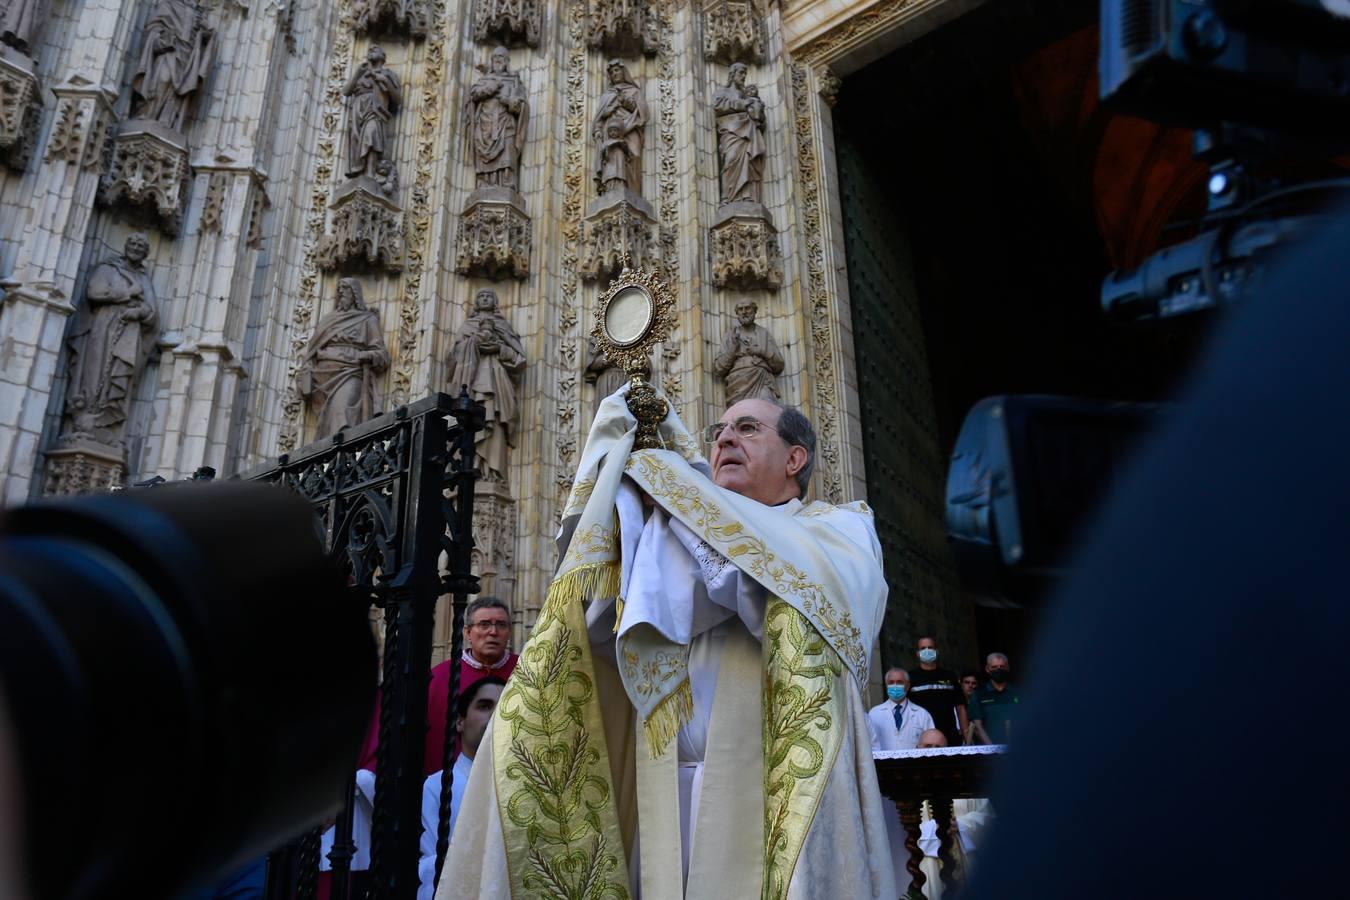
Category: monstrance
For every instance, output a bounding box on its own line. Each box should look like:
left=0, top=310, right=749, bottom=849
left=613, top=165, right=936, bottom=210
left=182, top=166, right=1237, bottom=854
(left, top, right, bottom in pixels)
left=592, top=264, right=677, bottom=449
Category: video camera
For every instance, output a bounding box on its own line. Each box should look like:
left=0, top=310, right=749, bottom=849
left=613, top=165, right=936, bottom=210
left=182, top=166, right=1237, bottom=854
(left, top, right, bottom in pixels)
left=947, top=0, right=1350, bottom=603
left=0, top=482, right=377, bottom=899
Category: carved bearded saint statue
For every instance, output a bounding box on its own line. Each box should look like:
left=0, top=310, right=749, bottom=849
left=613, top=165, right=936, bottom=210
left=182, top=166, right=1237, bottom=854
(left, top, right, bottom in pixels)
left=448, top=289, right=526, bottom=483
left=297, top=278, right=391, bottom=441
left=131, top=0, right=214, bottom=133
left=63, top=233, right=160, bottom=446
left=714, top=298, right=784, bottom=404
left=465, top=46, right=528, bottom=191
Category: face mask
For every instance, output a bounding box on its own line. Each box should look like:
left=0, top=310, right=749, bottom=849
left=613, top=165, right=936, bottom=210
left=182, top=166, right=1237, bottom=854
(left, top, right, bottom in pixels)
left=918, top=648, right=938, bottom=664
left=988, top=669, right=1009, bottom=684
left=886, top=685, right=907, bottom=701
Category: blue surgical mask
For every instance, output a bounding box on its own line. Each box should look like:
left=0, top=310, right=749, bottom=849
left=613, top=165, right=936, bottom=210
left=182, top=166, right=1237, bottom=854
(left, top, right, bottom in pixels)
left=886, top=685, right=907, bottom=701
left=918, top=648, right=938, bottom=664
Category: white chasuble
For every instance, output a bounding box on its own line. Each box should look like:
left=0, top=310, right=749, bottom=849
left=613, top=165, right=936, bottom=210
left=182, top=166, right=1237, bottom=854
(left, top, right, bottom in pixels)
left=438, top=389, right=895, bottom=900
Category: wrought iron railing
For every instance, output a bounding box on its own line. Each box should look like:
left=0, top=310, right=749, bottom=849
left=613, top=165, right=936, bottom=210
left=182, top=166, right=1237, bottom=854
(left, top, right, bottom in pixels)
left=245, top=391, right=485, bottom=900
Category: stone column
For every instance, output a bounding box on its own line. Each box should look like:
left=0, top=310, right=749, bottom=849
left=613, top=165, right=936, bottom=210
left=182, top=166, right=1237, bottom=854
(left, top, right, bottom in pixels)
left=0, top=1, right=138, bottom=503
left=149, top=1, right=284, bottom=479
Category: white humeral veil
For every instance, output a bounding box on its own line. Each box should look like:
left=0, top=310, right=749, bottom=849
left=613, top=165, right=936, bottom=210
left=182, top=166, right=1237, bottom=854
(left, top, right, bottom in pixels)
left=438, top=388, right=895, bottom=900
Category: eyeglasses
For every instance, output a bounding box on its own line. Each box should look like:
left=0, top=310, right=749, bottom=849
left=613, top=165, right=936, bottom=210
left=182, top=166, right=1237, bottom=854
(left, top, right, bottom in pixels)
left=703, top=416, right=769, bottom=444
left=469, top=620, right=511, bottom=633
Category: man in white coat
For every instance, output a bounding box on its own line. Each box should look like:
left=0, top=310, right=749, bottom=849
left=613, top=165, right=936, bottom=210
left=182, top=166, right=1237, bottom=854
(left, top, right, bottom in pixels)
left=868, top=668, right=936, bottom=751
left=440, top=392, right=896, bottom=900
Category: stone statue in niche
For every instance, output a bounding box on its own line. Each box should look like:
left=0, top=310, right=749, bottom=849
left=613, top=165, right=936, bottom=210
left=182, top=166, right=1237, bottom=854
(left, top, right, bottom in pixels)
left=130, top=0, right=215, bottom=133
left=297, top=277, right=391, bottom=441
left=466, top=46, right=527, bottom=191
left=713, top=62, right=766, bottom=206
left=343, top=44, right=402, bottom=180
left=448, top=288, right=526, bottom=483
left=1, top=0, right=50, bottom=55
left=713, top=298, right=784, bottom=404
left=592, top=59, right=646, bottom=197
left=61, top=233, right=160, bottom=447
left=374, top=157, right=398, bottom=199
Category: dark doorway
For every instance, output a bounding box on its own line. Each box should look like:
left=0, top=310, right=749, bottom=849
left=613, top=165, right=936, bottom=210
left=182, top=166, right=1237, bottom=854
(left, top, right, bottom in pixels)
left=834, top=0, right=1212, bottom=675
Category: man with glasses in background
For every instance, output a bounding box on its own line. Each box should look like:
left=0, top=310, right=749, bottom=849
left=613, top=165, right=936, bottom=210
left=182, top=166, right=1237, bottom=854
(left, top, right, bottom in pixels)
left=357, top=597, right=518, bottom=778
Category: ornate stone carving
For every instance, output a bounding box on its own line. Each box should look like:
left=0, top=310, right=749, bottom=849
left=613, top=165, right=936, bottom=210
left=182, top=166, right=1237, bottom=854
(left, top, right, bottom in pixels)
left=448, top=288, right=526, bottom=484
left=297, top=277, right=390, bottom=441
left=279, top=0, right=354, bottom=453
left=472, top=0, right=541, bottom=48
left=587, top=0, right=657, bottom=57
left=391, top=0, right=448, bottom=406
left=790, top=64, right=843, bottom=503
left=471, top=479, right=517, bottom=606
left=1, top=0, right=50, bottom=56
left=58, top=233, right=160, bottom=452
left=580, top=189, right=656, bottom=282
left=100, top=121, right=191, bottom=233
left=818, top=67, right=843, bottom=107
left=0, top=47, right=41, bottom=171
left=714, top=63, right=767, bottom=207
left=46, top=82, right=113, bottom=170
left=554, top=0, right=588, bottom=518
left=43, top=442, right=126, bottom=496
left=352, top=0, right=430, bottom=38
left=343, top=44, right=401, bottom=180
left=709, top=201, right=781, bottom=290
left=316, top=176, right=404, bottom=272
left=454, top=188, right=530, bottom=279
left=131, top=0, right=215, bottom=133
left=592, top=59, right=647, bottom=197
left=713, top=297, right=783, bottom=404
left=703, top=0, right=765, bottom=65
left=199, top=171, right=228, bottom=232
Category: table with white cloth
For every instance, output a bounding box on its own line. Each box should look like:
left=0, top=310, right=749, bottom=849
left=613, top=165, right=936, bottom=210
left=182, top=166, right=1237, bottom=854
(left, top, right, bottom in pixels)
left=874, top=745, right=1005, bottom=899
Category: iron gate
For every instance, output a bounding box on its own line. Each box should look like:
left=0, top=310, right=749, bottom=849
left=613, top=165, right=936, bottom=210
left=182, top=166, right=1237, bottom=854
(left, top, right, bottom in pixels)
left=243, top=391, right=485, bottom=900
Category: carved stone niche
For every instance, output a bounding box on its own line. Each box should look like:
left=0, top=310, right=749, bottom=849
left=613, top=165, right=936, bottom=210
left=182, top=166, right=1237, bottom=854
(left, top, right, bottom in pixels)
left=703, top=0, right=766, bottom=65
left=471, top=479, right=517, bottom=610
left=709, top=200, right=783, bottom=291
left=580, top=188, right=657, bottom=282
left=352, top=0, right=431, bottom=39
left=43, top=437, right=126, bottom=496
left=0, top=47, right=43, bottom=172
left=317, top=176, right=405, bottom=273
left=587, top=0, right=658, bottom=58
left=473, top=0, right=542, bottom=48
left=100, top=120, right=191, bottom=234
left=455, top=186, right=531, bottom=280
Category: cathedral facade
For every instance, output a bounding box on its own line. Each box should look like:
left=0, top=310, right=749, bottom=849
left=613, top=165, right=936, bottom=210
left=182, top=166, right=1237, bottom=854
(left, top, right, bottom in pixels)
left=0, top=0, right=970, bottom=662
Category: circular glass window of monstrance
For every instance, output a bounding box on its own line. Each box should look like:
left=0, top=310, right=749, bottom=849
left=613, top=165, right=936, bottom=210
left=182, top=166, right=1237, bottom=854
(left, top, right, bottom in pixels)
left=604, top=286, right=653, bottom=347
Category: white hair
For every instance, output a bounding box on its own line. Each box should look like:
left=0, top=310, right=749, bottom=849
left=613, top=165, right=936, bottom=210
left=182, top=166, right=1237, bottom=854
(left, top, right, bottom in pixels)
left=986, top=652, right=1009, bottom=666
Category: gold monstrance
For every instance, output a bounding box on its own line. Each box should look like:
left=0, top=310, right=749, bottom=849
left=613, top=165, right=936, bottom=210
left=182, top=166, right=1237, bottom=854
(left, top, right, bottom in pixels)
left=592, top=265, right=677, bottom=450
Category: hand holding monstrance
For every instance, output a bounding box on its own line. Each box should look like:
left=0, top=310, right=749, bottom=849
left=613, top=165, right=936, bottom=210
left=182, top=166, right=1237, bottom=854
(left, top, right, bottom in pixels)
left=591, top=265, right=677, bottom=450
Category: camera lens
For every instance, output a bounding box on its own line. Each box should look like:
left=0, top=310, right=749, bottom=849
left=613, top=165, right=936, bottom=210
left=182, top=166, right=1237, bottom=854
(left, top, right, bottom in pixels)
left=0, top=482, right=376, bottom=899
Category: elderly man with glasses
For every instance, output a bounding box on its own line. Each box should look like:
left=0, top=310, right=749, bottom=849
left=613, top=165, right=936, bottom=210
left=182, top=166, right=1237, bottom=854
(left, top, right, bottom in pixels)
left=443, top=394, right=896, bottom=900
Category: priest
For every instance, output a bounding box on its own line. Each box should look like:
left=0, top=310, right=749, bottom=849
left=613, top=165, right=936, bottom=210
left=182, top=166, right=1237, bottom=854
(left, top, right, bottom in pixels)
left=440, top=390, right=896, bottom=899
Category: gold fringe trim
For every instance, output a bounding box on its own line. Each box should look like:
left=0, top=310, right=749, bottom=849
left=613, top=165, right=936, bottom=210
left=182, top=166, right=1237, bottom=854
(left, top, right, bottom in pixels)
left=544, top=561, right=622, bottom=618
left=642, top=677, right=694, bottom=758
left=612, top=595, right=625, bottom=633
